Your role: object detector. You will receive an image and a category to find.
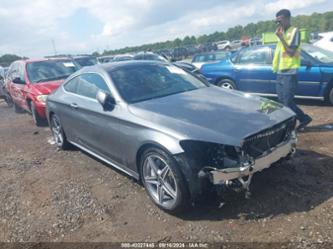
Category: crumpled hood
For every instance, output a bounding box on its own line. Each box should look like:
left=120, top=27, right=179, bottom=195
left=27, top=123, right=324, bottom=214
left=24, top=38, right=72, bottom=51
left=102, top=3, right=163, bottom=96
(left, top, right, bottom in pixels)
left=31, top=80, right=64, bottom=95
left=129, top=86, right=295, bottom=146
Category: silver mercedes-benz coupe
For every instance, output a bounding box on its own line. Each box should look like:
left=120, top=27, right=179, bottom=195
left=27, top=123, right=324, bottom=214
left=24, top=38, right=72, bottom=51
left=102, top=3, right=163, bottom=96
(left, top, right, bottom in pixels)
left=47, top=61, right=297, bottom=213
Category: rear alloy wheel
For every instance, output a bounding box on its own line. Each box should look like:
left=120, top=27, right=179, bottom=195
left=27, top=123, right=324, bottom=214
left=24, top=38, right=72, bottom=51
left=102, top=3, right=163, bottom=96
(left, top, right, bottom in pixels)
left=4, top=93, right=13, bottom=108
left=217, top=79, right=236, bottom=90
left=31, top=103, right=45, bottom=127
left=50, top=114, right=70, bottom=150
left=141, top=148, right=189, bottom=213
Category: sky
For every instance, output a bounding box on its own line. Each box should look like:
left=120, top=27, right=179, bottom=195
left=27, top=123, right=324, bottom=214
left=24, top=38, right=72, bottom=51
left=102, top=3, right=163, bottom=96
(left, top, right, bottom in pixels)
left=0, top=0, right=332, bottom=58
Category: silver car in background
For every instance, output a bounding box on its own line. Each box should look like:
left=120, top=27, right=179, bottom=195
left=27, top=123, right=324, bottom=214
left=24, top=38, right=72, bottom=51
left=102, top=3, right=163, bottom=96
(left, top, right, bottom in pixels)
left=47, top=61, right=297, bottom=213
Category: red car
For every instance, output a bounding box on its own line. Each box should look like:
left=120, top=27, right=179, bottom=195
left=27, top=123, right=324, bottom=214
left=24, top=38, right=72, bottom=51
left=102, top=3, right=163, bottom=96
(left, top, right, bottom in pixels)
left=6, top=58, right=78, bottom=126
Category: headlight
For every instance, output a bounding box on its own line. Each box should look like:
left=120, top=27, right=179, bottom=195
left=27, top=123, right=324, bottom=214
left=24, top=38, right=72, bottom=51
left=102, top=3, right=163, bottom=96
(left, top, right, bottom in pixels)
left=36, top=95, right=48, bottom=103
left=179, top=140, right=241, bottom=169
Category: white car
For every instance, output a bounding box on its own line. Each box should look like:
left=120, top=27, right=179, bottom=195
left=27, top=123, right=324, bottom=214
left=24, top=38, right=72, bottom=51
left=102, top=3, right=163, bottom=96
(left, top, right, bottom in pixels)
left=230, top=40, right=242, bottom=50
left=215, top=40, right=231, bottom=50
left=313, top=32, right=333, bottom=52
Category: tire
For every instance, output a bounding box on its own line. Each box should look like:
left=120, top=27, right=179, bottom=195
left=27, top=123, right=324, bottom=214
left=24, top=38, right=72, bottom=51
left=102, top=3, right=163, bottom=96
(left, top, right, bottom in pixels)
left=140, top=147, right=190, bottom=213
left=50, top=114, right=71, bottom=150
left=325, top=85, right=333, bottom=105
left=4, top=93, right=13, bottom=108
left=14, top=102, right=25, bottom=113
left=31, top=102, right=46, bottom=127
left=217, top=79, right=237, bottom=90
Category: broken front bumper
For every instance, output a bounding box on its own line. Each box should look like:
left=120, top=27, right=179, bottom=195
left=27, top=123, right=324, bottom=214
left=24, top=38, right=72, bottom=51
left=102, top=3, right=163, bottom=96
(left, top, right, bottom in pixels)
left=202, top=137, right=297, bottom=185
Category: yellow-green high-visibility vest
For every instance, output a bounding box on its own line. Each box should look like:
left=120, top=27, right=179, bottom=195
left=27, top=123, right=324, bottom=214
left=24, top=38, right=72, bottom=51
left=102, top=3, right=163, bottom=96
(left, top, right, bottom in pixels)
left=272, top=26, right=301, bottom=73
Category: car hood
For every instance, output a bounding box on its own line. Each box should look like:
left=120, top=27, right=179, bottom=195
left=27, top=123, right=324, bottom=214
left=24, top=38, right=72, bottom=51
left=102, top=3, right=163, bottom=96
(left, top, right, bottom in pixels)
left=32, top=80, right=64, bottom=95
left=129, top=86, right=295, bottom=146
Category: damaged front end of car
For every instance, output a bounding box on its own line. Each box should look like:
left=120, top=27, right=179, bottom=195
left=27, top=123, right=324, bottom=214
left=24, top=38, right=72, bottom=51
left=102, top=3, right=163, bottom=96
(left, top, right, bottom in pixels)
left=177, top=117, right=297, bottom=199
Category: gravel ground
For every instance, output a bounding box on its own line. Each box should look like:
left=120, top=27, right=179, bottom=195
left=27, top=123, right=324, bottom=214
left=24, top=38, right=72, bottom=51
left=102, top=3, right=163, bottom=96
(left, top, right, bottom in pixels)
left=0, top=99, right=332, bottom=245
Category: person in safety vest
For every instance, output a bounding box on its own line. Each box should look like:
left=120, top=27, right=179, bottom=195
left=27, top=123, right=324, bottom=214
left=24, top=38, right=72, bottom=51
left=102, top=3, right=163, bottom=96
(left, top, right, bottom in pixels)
left=273, top=9, right=312, bottom=131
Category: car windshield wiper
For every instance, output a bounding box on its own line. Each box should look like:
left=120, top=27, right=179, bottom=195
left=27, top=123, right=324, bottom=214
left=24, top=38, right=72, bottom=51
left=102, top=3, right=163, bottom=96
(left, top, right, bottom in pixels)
left=34, top=75, right=71, bottom=83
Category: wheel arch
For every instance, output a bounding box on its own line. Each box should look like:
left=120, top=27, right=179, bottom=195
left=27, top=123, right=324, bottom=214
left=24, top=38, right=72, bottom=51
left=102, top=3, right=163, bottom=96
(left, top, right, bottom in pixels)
left=215, top=76, right=236, bottom=85
left=135, top=142, right=177, bottom=181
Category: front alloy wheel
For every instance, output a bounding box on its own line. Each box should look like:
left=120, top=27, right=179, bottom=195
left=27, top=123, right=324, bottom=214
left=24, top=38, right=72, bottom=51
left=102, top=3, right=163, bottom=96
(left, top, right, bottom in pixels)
left=141, top=148, right=189, bottom=213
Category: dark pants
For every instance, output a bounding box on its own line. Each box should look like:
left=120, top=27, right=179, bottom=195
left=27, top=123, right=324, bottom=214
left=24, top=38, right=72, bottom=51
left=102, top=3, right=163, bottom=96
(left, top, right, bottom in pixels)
left=276, top=74, right=307, bottom=122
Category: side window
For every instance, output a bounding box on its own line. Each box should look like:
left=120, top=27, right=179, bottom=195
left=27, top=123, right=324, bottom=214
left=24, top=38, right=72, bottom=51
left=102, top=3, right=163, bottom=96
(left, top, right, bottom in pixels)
left=207, top=54, right=215, bottom=61
left=8, top=63, right=18, bottom=80
left=6, top=64, right=13, bottom=80
left=18, top=62, right=25, bottom=81
left=76, top=73, right=110, bottom=99
left=64, top=76, right=80, bottom=93
left=194, top=55, right=206, bottom=62
left=238, top=48, right=270, bottom=65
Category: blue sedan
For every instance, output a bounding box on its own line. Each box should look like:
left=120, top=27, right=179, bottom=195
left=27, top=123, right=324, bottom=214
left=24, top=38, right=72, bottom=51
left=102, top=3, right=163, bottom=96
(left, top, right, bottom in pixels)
left=200, top=44, right=333, bottom=105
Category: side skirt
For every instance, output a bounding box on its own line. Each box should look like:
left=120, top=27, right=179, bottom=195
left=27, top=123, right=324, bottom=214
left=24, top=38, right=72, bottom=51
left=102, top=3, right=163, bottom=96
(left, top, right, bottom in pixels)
left=69, top=140, right=140, bottom=180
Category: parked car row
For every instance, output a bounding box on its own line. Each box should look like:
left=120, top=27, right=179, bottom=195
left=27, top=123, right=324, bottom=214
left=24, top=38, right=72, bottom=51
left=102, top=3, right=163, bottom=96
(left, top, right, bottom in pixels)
left=214, top=38, right=262, bottom=51
left=1, top=51, right=205, bottom=127
left=98, top=51, right=202, bottom=76
left=1, top=55, right=298, bottom=213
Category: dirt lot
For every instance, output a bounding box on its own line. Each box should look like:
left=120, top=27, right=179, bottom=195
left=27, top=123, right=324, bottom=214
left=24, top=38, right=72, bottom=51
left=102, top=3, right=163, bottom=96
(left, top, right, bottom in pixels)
left=0, top=99, right=332, bottom=244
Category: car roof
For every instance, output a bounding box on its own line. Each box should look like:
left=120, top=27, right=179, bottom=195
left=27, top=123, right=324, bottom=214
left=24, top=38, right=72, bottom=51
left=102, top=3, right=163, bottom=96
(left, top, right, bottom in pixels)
left=318, top=31, right=333, bottom=37
left=114, top=54, right=133, bottom=58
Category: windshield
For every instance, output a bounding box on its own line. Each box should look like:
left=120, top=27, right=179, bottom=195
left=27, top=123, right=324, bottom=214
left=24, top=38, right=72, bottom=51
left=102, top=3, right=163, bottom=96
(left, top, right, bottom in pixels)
left=109, top=64, right=207, bottom=103
left=114, top=56, right=133, bottom=61
left=74, top=57, right=98, bottom=67
left=302, top=44, right=333, bottom=63
left=27, top=60, right=78, bottom=83
left=193, top=52, right=227, bottom=62
left=134, top=54, right=168, bottom=62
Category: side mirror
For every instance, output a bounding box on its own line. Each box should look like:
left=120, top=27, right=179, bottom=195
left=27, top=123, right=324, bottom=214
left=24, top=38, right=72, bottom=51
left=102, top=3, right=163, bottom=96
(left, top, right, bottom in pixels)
left=13, top=77, right=25, bottom=84
left=302, top=60, right=312, bottom=68
left=96, top=90, right=116, bottom=111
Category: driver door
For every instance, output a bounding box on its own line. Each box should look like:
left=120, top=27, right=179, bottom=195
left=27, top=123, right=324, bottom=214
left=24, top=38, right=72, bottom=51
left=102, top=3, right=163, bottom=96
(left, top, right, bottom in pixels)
left=62, top=73, right=125, bottom=165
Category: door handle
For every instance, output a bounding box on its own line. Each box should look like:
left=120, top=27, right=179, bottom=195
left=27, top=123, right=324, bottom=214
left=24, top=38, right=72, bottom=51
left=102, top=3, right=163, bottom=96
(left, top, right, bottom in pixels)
left=70, top=103, right=78, bottom=109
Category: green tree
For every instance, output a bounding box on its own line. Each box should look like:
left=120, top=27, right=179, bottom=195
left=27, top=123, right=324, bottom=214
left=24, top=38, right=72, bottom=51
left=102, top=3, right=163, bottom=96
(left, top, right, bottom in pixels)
left=0, top=54, right=27, bottom=67
left=100, top=10, right=333, bottom=56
